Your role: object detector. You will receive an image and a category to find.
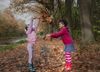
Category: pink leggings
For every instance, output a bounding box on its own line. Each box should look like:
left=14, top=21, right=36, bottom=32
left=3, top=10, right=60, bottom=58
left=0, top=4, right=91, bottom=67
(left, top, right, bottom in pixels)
left=65, top=52, right=72, bottom=64
left=27, top=43, right=34, bottom=64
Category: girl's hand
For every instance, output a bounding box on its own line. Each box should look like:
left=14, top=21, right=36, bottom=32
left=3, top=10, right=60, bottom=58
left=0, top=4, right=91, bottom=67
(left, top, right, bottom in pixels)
left=45, top=34, right=51, bottom=40
left=24, top=29, right=26, bottom=32
left=46, top=34, right=51, bottom=37
left=24, top=29, right=27, bottom=32
left=31, top=17, right=33, bottom=21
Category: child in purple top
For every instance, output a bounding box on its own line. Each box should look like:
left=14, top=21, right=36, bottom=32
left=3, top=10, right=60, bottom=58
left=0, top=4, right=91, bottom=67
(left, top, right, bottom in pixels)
left=46, top=19, right=76, bottom=71
left=25, top=18, right=39, bottom=72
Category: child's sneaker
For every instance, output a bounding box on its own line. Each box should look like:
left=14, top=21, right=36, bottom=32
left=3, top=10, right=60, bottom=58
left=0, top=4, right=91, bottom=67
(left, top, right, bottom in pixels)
left=28, top=63, right=36, bottom=72
left=65, top=63, right=72, bottom=71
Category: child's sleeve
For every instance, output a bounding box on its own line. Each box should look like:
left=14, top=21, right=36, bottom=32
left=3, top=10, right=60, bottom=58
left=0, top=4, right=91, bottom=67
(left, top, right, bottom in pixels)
left=26, top=20, right=33, bottom=34
left=32, top=19, right=39, bottom=31
left=50, top=28, right=65, bottom=38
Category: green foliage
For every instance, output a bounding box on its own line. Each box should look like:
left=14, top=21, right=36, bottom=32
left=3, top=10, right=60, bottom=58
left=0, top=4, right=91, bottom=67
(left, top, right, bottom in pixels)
left=71, top=6, right=81, bottom=39
left=16, top=39, right=27, bottom=44
left=0, top=44, right=17, bottom=52
left=37, top=31, right=44, bottom=36
left=53, top=1, right=66, bottom=19
left=72, top=7, right=80, bottom=28
left=93, top=26, right=100, bottom=41
left=72, top=30, right=81, bottom=39
left=93, top=0, right=100, bottom=41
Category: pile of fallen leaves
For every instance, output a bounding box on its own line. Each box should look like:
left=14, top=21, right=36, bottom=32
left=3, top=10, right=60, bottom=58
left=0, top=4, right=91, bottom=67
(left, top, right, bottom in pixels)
left=0, top=39, right=100, bottom=72
left=73, top=42, right=100, bottom=72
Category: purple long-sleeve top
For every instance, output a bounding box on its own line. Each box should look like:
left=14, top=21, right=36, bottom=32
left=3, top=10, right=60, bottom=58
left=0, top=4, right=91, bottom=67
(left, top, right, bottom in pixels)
left=26, top=19, right=39, bottom=44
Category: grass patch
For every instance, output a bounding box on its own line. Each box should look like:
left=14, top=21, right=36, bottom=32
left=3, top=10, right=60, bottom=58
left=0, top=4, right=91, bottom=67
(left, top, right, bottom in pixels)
left=16, top=39, right=27, bottom=44
left=0, top=44, right=17, bottom=52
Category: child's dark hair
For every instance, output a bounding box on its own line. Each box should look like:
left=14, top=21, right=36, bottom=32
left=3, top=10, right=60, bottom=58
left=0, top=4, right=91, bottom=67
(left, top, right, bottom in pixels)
left=59, top=19, right=68, bottom=27
left=59, top=19, right=70, bottom=32
left=25, top=26, right=28, bottom=30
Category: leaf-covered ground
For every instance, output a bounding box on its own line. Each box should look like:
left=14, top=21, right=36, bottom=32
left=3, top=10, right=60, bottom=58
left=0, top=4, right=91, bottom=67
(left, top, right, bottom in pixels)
left=0, top=39, right=100, bottom=72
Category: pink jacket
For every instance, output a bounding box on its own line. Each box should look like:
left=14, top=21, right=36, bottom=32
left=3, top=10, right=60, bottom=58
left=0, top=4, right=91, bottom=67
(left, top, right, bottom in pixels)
left=50, top=26, right=73, bottom=45
left=26, top=19, right=38, bottom=44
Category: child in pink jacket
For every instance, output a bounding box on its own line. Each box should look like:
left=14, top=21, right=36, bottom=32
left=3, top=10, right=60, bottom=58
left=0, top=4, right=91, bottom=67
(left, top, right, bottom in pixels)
left=25, top=18, right=38, bottom=72
left=46, top=19, right=76, bottom=71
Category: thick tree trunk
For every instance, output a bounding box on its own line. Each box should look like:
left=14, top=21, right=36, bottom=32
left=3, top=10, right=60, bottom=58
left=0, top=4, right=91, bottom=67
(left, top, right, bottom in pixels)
left=79, top=0, right=94, bottom=43
left=65, top=0, right=73, bottom=33
left=65, top=0, right=73, bottom=22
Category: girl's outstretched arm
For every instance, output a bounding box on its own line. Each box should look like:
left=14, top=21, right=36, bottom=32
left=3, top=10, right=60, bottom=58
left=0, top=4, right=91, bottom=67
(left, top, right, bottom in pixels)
left=26, top=18, right=33, bottom=34
left=32, top=18, right=39, bottom=32
left=50, top=28, right=65, bottom=38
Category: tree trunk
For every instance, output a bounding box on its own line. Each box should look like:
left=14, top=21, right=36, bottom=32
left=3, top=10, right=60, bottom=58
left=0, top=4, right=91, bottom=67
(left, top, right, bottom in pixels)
left=79, top=0, right=94, bottom=43
left=65, top=0, right=73, bottom=21
left=65, top=0, right=73, bottom=33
